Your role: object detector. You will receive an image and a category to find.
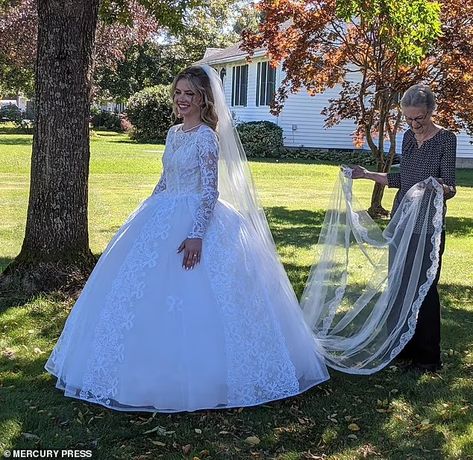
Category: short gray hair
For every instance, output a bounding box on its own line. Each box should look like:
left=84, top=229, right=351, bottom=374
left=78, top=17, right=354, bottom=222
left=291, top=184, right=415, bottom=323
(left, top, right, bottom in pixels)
left=400, top=84, right=437, bottom=112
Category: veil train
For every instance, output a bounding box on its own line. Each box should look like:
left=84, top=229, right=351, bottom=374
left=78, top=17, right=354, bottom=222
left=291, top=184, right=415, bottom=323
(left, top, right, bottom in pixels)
left=201, top=64, right=444, bottom=374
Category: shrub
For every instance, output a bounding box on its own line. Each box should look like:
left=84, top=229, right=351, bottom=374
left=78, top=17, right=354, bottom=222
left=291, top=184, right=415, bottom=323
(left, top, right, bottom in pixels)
left=236, top=121, right=284, bottom=158
left=126, top=85, right=173, bottom=143
left=280, top=147, right=401, bottom=166
left=90, top=107, right=122, bottom=131
left=0, top=104, right=22, bottom=123
left=18, top=119, right=34, bottom=134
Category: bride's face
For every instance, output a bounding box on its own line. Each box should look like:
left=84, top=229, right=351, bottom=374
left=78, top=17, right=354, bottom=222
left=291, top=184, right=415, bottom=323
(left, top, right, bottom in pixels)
left=174, top=78, right=202, bottom=120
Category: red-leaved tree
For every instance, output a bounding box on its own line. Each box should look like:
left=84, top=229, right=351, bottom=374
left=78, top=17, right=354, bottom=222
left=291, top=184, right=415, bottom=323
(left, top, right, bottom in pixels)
left=243, top=0, right=473, bottom=216
left=0, top=0, right=159, bottom=98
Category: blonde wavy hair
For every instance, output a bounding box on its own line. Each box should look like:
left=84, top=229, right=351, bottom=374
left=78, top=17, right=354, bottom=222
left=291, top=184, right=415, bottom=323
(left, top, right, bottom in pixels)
left=171, top=66, right=218, bottom=131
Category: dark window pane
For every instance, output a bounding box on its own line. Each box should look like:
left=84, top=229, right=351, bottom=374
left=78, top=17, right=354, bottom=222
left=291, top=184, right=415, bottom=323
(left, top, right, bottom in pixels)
left=241, top=65, right=248, bottom=106
left=231, top=66, right=236, bottom=106
left=267, top=65, right=276, bottom=105
left=256, top=62, right=261, bottom=107
left=261, top=62, right=267, bottom=107
left=235, top=66, right=241, bottom=106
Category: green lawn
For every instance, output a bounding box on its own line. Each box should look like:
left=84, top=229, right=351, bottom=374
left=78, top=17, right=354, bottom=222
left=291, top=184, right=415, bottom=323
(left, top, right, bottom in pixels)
left=1, top=130, right=472, bottom=460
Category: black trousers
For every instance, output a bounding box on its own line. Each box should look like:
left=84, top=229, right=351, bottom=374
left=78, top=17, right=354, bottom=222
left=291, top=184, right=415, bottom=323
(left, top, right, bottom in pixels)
left=390, top=231, right=446, bottom=365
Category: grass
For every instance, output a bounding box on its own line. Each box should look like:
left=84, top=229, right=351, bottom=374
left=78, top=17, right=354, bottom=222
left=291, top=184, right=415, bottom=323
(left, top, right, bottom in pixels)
left=1, top=130, right=472, bottom=460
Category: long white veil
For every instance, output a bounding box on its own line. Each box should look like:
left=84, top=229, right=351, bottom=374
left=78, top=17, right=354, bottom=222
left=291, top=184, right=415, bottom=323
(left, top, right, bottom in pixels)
left=201, top=65, right=300, bottom=305
left=300, top=169, right=444, bottom=373
left=200, top=65, right=444, bottom=374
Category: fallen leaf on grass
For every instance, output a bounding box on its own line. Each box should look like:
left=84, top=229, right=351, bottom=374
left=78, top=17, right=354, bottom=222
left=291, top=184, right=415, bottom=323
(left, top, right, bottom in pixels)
left=417, top=419, right=433, bottom=431
left=182, top=444, right=192, bottom=455
left=348, top=423, right=360, bottom=431
left=143, top=426, right=169, bottom=436
left=22, top=432, right=40, bottom=441
left=2, top=348, right=16, bottom=360
left=194, top=428, right=202, bottom=434
left=244, top=436, right=260, bottom=446
left=149, top=440, right=166, bottom=447
left=301, top=451, right=325, bottom=459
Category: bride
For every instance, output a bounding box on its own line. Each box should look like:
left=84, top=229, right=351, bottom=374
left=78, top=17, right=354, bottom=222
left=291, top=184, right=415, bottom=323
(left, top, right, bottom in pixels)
left=45, top=65, right=329, bottom=412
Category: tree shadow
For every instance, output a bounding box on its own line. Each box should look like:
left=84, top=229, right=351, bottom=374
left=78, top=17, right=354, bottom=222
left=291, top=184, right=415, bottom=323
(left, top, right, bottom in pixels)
left=316, top=290, right=473, bottom=459
left=249, top=156, right=339, bottom=166
left=0, top=256, right=14, bottom=273
left=101, top=138, right=141, bottom=145
left=455, top=169, right=473, bottom=188
left=0, top=279, right=471, bottom=458
left=0, top=137, right=32, bottom=145
left=266, top=206, right=326, bottom=249
left=445, top=216, right=473, bottom=237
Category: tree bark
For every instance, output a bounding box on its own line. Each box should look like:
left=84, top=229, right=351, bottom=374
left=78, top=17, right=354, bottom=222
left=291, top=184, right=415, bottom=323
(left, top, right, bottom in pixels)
left=1, top=0, right=100, bottom=294
left=368, top=181, right=390, bottom=217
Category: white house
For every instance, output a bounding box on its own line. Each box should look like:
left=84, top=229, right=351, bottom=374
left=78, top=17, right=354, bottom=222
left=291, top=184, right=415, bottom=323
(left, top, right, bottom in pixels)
left=0, top=95, right=28, bottom=111
left=196, top=43, right=473, bottom=168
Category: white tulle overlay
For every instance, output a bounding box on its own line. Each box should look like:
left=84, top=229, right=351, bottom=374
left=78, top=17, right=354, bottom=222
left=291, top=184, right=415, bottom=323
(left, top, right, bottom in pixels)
left=45, top=122, right=329, bottom=412
left=301, top=168, right=444, bottom=374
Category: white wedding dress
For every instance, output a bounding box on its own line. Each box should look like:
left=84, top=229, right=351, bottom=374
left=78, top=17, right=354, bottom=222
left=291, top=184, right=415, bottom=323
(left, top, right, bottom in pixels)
left=45, top=123, right=329, bottom=412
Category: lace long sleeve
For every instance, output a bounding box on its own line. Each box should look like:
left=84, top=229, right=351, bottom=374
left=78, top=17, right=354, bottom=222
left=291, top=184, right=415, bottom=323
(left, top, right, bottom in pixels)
left=152, top=127, right=175, bottom=195
left=152, top=172, right=166, bottom=195
left=187, top=130, right=220, bottom=239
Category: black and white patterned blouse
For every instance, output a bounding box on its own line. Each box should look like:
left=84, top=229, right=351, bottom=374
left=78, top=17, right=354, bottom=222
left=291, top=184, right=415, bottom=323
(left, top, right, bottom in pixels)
left=387, top=128, right=457, bottom=232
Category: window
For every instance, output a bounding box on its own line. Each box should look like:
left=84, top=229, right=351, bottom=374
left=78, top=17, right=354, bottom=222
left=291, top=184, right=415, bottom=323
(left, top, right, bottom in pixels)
left=256, top=62, right=276, bottom=106
left=231, top=65, right=248, bottom=107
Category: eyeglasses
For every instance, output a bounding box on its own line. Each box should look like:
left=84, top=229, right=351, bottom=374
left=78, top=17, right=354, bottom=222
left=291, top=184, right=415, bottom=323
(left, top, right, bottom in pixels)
left=404, top=113, right=429, bottom=124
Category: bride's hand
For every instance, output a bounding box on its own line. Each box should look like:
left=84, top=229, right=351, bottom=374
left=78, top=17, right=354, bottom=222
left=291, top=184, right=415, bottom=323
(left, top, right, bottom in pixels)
left=177, top=238, right=202, bottom=270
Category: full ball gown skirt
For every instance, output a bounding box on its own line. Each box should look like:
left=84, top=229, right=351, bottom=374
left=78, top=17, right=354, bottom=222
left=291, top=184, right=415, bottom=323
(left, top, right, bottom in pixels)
left=45, top=125, right=329, bottom=412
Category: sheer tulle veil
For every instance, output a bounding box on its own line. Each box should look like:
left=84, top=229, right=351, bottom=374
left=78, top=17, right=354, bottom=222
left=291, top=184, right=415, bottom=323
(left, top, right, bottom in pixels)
left=300, top=170, right=444, bottom=373
left=200, top=65, right=302, bottom=310
left=200, top=65, right=445, bottom=374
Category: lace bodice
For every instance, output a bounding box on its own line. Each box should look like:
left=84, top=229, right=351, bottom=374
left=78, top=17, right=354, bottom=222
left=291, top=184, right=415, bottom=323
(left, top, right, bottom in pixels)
left=153, top=124, right=219, bottom=239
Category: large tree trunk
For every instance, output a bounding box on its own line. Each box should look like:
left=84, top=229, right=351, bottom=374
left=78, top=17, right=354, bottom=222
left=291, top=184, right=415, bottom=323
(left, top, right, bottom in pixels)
left=1, top=0, right=100, bottom=294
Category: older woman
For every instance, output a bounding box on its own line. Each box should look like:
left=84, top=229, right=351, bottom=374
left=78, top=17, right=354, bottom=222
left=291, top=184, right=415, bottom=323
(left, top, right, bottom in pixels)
left=352, top=84, right=457, bottom=372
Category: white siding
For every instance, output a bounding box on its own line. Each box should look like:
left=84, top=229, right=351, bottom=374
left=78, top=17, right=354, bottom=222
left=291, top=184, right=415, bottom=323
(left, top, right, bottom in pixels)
left=214, top=60, right=473, bottom=163
left=0, top=96, right=27, bottom=111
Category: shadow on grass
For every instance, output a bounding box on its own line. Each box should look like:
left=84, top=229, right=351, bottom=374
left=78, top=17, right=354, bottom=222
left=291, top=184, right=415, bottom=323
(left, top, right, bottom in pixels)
left=249, top=156, right=341, bottom=167
left=446, top=216, right=473, bottom=237
left=267, top=206, right=326, bottom=249
left=97, top=137, right=141, bottom=145
left=0, top=288, right=471, bottom=459
left=456, top=169, right=473, bottom=188
left=0, top=256, right=14, bottom=273
left=0, top=276, right=471, bottom=458
left=0, top=136, right=32, bottom=145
